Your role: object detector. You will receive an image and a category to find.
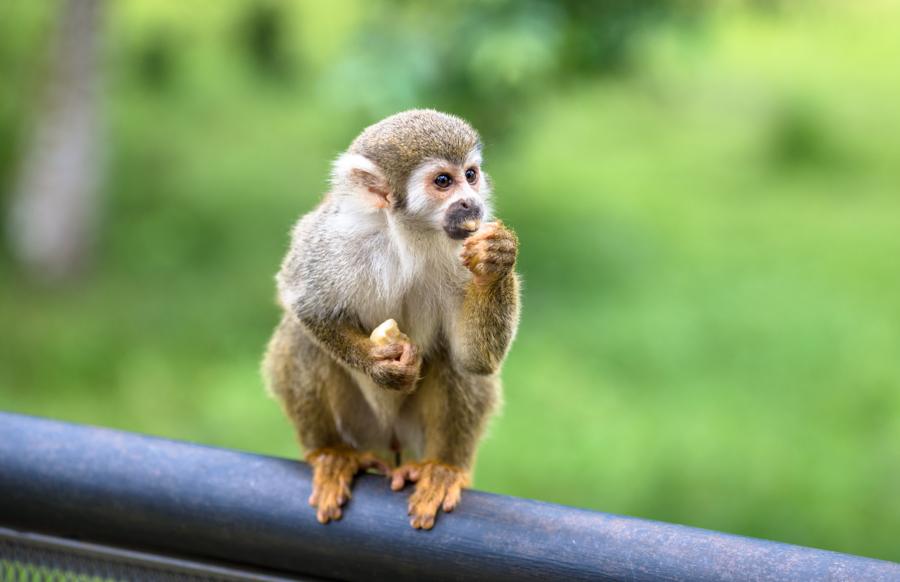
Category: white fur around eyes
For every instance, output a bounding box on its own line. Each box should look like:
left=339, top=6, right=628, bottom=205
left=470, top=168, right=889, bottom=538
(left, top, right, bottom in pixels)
left=405, top=160, right=446, bottom=218
left=404, top=158, right=493, bottom=220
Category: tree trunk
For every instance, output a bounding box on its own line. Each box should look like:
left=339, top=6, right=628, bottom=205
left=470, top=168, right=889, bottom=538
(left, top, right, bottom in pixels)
left=7, top=0, right=103, bottom=283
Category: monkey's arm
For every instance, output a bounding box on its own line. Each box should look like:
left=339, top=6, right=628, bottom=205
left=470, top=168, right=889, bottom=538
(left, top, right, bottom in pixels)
left=453, top=222, right=521, bottom=375
left=455, top=273, right=520, bottom=375
left=297, top=314, right=421, bottom=390
left=297, top=315, right=371, bottom=370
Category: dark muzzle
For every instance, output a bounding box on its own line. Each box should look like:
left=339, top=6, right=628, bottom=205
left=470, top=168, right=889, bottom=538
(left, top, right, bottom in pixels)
left=443, top=198, right=483, bottom=240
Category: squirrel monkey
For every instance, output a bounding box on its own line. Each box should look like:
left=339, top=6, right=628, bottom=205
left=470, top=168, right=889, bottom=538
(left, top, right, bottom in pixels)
left=263, top=109, right=520, bottom=530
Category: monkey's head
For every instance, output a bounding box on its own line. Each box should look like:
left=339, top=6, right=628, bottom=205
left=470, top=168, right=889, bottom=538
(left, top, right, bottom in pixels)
left=332, top=109, right=490, bottom=240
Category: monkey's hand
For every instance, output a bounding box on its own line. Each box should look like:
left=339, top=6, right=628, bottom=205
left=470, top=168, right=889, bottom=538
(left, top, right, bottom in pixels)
left=391, top=461, right=470, bottom=530
left=368, top=339, right=421, bottom=391
left=306, top=446, right=390, bottom=524
left=461, top=221, right=518, bottom=287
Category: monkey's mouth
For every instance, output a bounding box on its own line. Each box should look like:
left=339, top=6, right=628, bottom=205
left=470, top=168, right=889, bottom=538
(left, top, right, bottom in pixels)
left=443, top=205, right=483, bottom=240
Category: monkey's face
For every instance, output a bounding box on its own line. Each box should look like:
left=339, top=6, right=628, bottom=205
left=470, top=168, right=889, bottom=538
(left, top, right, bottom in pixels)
left=404, top=151, right=492, bottom=240
left=334, top=111, right=488, bottom=238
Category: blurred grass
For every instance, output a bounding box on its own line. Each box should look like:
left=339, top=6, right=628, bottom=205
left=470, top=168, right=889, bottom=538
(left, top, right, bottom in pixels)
left=1, top=0, right=899, bottom=562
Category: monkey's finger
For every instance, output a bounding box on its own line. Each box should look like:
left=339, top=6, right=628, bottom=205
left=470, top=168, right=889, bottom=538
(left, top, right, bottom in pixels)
left=486, top=224, right=514, bottom=239
left=318, top=501, right=342, bottom=524
left=391, top=465, right=420, bottom=490
left=391, top=465, right=411, bottom=490
left=469, top=221, right=500, bottom=241
left=464, top=235, right=493, bottom=249
left=320, top=482, right=348, bottom=523
left=442, top=484, right=463, bottom=513
left=371, top=344, right=404, bottom=360
left=310, top=473, right=329, bottom=506
left=463, top=253, right=495, bottom=271
left=469, top=241, right=491, bottom=257
left=394, top=468, right=417, bottom=489
left=461, top=251, right=482, bottom=270
left=411, top=511, right=437, bottom=530
left=462, top=235, right=485, bottom=249
left=484, top=248, right=516, bottom=262
left=487, top=238, right=516, bottom=252
left=335, top=474, right=352, bottom=505
left=399, top=343, right=419, bottom=366
left=408, top=490, right=441, bottom=529
left=460, top=239, right=489, bottom=256
left=378, top=360, right=410, bottom=380
left=316, top=494, right=337, bottom=523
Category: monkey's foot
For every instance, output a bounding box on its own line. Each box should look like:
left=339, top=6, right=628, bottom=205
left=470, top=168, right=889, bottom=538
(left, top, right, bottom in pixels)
left=305, top=447, right=389, bottom=524
left=391, top=461, right=470, bottom=530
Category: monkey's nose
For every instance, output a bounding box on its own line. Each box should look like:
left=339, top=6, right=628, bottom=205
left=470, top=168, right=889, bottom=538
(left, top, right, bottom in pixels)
left=448, top=198, right=479, bottom=214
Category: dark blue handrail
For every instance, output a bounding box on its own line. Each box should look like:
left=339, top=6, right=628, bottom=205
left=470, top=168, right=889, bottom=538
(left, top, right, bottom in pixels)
left=0, top=412, right=897, bottom=581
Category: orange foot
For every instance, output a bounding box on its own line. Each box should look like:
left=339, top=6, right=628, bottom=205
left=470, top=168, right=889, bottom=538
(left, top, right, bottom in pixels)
left=391, top=460, right=470, bottom=530
left=306, top=446, right=389, bottom=524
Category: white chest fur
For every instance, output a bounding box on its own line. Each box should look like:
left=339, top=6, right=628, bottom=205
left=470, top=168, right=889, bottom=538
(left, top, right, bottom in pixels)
left=350, top=215, right=467, bottom=352
left=336, top=213, right=468, bottom=437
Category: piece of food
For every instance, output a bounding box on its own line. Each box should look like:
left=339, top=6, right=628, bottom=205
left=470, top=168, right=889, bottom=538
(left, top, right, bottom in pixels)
left=460, top=217, right=482, bottom=235
left=370, top=319, right=409, bottom=345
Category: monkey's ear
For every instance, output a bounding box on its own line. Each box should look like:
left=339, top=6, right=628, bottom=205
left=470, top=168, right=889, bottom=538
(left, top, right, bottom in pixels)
left=331, top=153, right=391, bottom=209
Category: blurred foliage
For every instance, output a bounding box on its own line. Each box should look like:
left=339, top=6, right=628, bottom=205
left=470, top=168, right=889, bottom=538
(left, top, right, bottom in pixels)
left=1, top=0, right=899, bottom=563
left=237, top=2, right=294, bottom=81
left=134, top=28, right=178, bottom=91
left=0, top=2, right=53, bottom=228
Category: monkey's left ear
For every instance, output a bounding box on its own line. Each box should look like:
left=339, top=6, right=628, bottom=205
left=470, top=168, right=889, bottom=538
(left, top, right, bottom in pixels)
left=331, top=153, right=392, bottom=209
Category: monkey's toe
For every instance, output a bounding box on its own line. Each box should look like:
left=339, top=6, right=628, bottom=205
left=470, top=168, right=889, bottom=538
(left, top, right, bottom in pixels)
left=394, top=461, right=468, bottom=530
left=310, top=476, right=351, bottom=524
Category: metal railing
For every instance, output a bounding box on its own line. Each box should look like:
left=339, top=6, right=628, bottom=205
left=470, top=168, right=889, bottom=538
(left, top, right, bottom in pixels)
left=0, top=412, right=897, bottom=581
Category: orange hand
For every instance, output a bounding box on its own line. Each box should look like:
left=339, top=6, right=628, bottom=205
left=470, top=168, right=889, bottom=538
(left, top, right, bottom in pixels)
left=461, top=221, right=518, bottom=287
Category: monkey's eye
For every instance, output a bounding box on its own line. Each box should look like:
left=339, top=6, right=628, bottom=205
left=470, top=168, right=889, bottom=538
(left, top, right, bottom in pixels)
left=465, top=168, right=478, bottom=184
left=434, top=174, right=453, bottom=189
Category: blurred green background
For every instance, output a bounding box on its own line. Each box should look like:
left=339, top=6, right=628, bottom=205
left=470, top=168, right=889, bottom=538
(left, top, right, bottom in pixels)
left=1, top=0, right=898, bottom=562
